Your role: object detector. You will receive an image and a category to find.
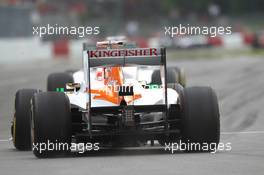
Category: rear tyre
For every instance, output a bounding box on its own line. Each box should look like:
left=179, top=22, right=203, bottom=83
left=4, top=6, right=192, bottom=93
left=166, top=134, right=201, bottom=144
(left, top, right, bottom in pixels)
left=31, top=92, right=72, bottom=158
left=12, top=89, right=38, bottom=150
left=47, top=73, right=73, bottom=91
left=181, top=87, right=220, bottom=152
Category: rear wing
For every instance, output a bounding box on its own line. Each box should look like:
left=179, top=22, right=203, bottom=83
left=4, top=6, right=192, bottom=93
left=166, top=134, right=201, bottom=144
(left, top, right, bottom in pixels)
left=82, top=43, right=168, bottom=114
left=83, top=44, right=166, bottom=67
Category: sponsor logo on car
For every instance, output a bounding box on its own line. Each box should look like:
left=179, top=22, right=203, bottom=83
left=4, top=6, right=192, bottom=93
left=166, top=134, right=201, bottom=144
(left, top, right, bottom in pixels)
left=88, top=48, right=158, bottom=58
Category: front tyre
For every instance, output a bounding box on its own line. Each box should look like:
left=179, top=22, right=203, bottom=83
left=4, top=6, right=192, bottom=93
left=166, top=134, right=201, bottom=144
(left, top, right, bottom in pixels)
left=151, top=67, right=186, bottom=87
left=181, top=87, right=220, bottom=152
left=173, top=67, right=186, bottom=87
left=47, top=73, right=73, bottom=91
left=31, top=92, right=72, bottom=158
left=151, top=68, right=178, bottom=85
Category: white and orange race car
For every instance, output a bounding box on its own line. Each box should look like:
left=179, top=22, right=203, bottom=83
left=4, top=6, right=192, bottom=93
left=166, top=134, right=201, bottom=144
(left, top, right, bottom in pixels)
left=11, top=39, right=220, bottom=158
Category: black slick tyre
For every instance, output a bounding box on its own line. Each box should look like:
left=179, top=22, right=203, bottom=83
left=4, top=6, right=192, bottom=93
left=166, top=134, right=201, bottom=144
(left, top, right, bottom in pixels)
left=47, top=73, right=73, bottom=91
left=181, top=87, right=220, bottom=152
left=31, top=92, right=72, bottom=158
left=12, top=89, right=38, bottom=150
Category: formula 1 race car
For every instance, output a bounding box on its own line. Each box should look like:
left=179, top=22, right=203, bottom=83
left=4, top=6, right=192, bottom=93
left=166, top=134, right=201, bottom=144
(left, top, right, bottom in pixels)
left=11, top=39, right=220, bottom=158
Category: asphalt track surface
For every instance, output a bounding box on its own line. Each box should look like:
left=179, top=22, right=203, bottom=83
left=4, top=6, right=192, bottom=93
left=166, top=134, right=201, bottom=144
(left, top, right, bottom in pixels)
left=0, top=56, right=264, bottom=175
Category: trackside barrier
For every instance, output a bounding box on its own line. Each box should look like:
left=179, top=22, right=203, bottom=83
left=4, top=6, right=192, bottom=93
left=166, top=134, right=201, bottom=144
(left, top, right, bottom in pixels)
left=53, top=39, right=69, bottom=58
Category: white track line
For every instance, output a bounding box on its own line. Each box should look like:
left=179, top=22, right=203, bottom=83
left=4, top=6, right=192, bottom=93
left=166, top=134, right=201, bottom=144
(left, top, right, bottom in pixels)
left=222, top=131, right=264, bottom=135
left=0, top=140, right=9, bottom=142
left=0, top=137, right=12, bottom=142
